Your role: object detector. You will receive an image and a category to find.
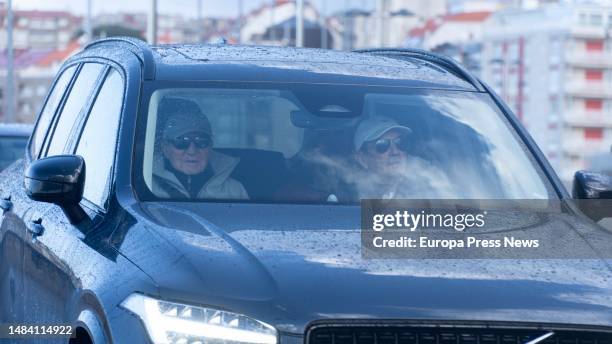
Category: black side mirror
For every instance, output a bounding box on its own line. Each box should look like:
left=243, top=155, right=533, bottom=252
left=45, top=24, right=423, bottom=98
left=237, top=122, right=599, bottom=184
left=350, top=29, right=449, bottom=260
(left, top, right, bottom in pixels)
left=572, top=170, right=612, bottom=222
left=573, top=170, right=612, bottom=199
left=24, top=155, right=88, bottom=224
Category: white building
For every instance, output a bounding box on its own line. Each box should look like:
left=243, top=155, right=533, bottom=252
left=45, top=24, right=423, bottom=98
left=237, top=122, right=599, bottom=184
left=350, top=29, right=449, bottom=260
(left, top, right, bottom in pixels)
left=408, top=11, right=491, bottom=50
left=0, top=41, right=80, bottom=123
left=327, top=7, right=421, bottom=50
left=0, top=9, right=80, bottom=51
left=388, top=0, right=448, bottom=18
left=240, top=1, right=319, bottom=45
left=482, top=4, right=612, bottom=183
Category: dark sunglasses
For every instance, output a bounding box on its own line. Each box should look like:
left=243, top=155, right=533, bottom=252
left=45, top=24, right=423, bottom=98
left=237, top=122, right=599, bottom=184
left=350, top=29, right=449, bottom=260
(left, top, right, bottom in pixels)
left=373, top=136, right=410, bottom=154
left=167, top=135, right=212, bottom=150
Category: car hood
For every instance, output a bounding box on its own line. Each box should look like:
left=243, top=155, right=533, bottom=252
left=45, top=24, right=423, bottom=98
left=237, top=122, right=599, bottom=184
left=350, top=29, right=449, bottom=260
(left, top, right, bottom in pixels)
left=115, top=202, right=612, bottom=333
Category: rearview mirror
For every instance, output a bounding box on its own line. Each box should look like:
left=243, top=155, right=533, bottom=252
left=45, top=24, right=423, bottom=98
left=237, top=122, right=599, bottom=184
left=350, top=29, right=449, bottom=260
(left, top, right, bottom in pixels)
left=572, top=170, right=612, bottom=222
left=24, top=155, right=87, bottom=224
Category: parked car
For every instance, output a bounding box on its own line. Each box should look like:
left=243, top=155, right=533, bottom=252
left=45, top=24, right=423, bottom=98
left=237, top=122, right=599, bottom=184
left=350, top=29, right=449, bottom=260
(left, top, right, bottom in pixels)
left=1, top=37, right=611, bottom=344
left=0, top=123, right=33, bottom=171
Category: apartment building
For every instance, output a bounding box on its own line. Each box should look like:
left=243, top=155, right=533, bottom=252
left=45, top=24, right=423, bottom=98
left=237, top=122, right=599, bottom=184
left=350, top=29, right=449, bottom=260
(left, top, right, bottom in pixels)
left=482, top=5, right=612, bottom=183
left=327, top=7, right=421, bottom=50
left=0, top=9, right=80, bottom=50
left=406, top=11, right=491, bottom=76
left=0, top=42, right=80, bottom=123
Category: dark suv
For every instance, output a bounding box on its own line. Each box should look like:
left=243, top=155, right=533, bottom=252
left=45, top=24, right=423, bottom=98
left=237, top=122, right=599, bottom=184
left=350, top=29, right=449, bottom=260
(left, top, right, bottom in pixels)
left=1, top=37, right=611, bottom=344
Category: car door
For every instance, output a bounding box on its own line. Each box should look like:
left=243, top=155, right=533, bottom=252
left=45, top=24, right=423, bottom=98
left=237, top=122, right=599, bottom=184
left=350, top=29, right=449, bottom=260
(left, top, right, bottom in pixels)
left=0, top=64, right=77, bottom=327
left=19, top=62, right=111, bottom=333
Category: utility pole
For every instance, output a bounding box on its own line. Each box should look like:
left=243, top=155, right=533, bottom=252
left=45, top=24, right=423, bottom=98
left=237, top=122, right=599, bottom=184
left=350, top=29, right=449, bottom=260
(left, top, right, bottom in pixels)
left=5, top=0, right=15, bottom=122
left=85, top=0, right=93, bottom=43
left=270, top=0, right=276, bottom=42
left=343, top=0, right=350, bottom=50
left=147, top=0, right=158, bottom=44
left=197, top=0, right=202, bottom=42
left=238, top=0, right=243, bottom=43
left=296, top=0, right=304, bottom=47
left=376, top=0, right=385, bottom=47
left=320, top=0, right=327, bottom=49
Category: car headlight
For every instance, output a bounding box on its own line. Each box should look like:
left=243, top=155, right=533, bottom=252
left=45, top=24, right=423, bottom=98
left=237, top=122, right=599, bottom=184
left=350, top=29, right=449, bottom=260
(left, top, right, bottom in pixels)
left=120, top=293, right=278, bottom=344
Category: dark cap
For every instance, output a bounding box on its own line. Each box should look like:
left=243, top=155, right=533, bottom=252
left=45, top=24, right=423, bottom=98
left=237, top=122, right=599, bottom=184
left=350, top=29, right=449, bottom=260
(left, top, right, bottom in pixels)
left=160, top=98, right=212, bottom=140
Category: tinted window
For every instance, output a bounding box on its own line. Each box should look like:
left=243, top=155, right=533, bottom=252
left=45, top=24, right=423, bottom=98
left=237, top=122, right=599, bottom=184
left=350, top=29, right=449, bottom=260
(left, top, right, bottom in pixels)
left=46, top=63, right=104, bottom=157
left=75, top=69, right=124, bottom=209
left=30, top=65, right=76, bottom=158
left=137, top=84, right=553, bottom=203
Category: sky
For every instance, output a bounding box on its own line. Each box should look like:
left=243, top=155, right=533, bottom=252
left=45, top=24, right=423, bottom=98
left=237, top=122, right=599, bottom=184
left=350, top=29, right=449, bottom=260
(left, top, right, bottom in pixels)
left=10, top=0, right=374, bottom=18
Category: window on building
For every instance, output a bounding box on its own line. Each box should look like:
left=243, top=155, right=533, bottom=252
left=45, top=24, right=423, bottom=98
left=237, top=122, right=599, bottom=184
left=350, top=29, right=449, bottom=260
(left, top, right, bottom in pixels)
left=17, top=17, right=29, bottom=27
left=585, top=69, right=603, bottom=81
left=590, top=14, right=603, bottom=26
left=586, top=40, right=604, bottom=52
left=584, top=128, right=603, bottom=140
left=585, top=99, right=603, bottom=111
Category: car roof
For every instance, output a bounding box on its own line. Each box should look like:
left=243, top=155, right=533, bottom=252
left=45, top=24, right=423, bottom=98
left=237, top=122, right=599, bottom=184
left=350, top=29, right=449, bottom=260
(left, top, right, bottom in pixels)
left=0, top=123, right=34, bottom=137
left=77, top=38, right=479, bottom=91
left=148, top=44, right=476, bottom=90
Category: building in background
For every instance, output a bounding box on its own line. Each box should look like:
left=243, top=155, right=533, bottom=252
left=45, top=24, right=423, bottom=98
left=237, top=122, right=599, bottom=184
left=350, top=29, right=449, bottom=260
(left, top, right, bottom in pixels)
left=240, top=1, right=321, bottom=46
left=406, top=11, right=491, bottom=76
left=388, top=0, right=448, bottom=19
left=0, top=41, right=80, bottom=122
left=93, top=12, right=235, bottom=43
left=328, top=6, right=421, bottom=50
left=0, top=9, right=81, bottom=50
left=481, top=4, right=612, bottom=183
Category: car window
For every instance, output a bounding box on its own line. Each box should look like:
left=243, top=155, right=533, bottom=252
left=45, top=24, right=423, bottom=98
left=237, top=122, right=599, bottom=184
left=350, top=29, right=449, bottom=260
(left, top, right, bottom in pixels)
left=136, top=83, right=554, bottom=203
left=30, top=65, right=77, bottom=158
left=45, top=63, right=104, bottom=157
left=75, top=69, right=124, bottom=210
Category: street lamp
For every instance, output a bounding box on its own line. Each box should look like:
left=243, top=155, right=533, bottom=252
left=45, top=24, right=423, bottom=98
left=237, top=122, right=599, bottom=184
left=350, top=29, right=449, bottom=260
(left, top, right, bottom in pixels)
left=296, top=0, right=304, bottom=47
left=147, top=0, right=158, bottom=44
left=5, top=0, right=15, bottom=123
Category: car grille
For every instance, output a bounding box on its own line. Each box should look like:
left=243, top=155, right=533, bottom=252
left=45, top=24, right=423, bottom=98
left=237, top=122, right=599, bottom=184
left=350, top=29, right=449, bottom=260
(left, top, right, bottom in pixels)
left=306, top=323, right=612, bottom=344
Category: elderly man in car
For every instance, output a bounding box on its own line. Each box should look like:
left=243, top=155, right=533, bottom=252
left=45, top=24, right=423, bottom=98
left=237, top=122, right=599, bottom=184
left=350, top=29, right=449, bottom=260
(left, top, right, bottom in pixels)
left=352, top=116, right=417, bottom=199
left=152, top=98, right=248, bottom=200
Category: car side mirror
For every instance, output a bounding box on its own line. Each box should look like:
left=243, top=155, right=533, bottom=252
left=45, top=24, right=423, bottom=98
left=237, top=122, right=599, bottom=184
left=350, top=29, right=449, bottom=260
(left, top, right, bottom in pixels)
left=572, top=170, right=612, bottom=222
left=24, top=155, right=88, bottom=224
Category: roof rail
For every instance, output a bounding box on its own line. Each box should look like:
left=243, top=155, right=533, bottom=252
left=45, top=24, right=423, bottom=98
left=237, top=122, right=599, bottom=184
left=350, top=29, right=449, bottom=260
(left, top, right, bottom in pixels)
left=85, top=37, right=155, bottom=80
left=354, top=48, right=484, bottom=91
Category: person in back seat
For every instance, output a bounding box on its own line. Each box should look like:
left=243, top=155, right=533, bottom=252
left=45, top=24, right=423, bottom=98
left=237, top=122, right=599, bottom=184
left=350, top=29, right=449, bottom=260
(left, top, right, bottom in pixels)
left=274, top=129, right=357, bottom=203
left=152, top=98, right=248, bottom=200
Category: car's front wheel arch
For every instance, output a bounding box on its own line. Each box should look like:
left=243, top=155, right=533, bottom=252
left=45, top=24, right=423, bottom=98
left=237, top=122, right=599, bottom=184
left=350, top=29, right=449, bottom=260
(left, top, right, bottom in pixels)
left=72, top=307, right=109, bottom=344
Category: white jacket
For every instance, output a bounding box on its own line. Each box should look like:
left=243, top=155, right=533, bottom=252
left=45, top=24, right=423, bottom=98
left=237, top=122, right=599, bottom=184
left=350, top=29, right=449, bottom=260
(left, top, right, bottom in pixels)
left=152, top=151, right=248, bottom=200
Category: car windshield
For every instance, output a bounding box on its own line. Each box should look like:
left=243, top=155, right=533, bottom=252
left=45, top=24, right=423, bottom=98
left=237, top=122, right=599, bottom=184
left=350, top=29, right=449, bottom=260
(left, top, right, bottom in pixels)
left=135, top=82, right=553, bottom=203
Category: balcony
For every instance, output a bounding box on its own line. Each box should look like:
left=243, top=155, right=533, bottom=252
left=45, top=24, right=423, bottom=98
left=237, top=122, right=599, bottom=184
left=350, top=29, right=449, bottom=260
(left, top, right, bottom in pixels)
left=564, top=81, right=612, bottom=98
left=565, top=52, right=612, bottom=68
left=564, top=112, right=612, bottom=127
left=563, top=137, right=612, bottom=155
left=570, top=26, right=608, bottom=39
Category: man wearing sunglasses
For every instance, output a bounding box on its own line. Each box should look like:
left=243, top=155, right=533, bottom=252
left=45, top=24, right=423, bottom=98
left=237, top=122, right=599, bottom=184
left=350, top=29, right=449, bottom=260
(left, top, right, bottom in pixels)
left=353, top=116, right=414, bottom=199
left=152, top=98, right=248, bottom=200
